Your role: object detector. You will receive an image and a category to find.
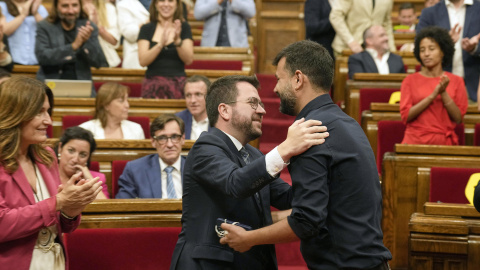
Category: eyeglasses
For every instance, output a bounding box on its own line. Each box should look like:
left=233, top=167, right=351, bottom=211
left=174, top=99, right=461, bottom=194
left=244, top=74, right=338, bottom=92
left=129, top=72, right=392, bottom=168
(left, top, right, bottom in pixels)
left=225, top=97, right=265, bottom=110
left=153, top=134, right=182, bottom=144
left=185, top=92, right=205, bottom=99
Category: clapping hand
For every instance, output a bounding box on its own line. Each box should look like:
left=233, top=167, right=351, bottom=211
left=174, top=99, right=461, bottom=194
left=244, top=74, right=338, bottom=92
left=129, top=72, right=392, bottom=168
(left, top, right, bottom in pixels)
left=461, top=33, right=480, bottom=53
left=435, top=74, right=450, bottom=95
left=449, top=23, right=462, bottom=43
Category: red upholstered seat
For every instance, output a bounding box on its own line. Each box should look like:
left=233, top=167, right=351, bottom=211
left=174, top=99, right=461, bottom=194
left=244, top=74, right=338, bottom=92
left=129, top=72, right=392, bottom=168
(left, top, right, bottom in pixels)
left=62, top=115, right=150, bottom=138
left=64, top=227, right=181, bottom=270
left=47, top=125, right=53, bottom=138
left=185, top=60, right=243, bottom=70
left=429, top=167, right=480, bottom=204
left=454, top=123, right=465, bottom=145
left=89, top=161, right=100, bottom=172
left=93, top=82, right=142, bottom=98
left=475, top=123, right=480, bottom=146
left=359, top=88, right=399, bottom=123
left=376, top=120, right=406, bottom=175
left=111, top=160, right=129, bottom=198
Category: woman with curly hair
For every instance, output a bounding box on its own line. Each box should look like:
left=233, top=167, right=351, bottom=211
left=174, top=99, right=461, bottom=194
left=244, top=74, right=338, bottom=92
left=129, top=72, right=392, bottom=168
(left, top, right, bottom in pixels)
left=400, top=26, right=468, bottom=145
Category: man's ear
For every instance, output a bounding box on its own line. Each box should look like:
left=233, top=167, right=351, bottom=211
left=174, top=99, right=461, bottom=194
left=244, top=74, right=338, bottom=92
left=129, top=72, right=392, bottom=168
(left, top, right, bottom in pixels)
left=294, top=70, right=304, bottom=90
left=151, top=138, right=156, bottom=148
left=218, top=103, right=231, bottom=121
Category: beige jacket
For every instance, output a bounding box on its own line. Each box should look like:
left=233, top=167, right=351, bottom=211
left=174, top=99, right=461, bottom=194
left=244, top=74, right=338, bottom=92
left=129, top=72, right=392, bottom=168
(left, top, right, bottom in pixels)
left=329, top=0, right=396, bottom=54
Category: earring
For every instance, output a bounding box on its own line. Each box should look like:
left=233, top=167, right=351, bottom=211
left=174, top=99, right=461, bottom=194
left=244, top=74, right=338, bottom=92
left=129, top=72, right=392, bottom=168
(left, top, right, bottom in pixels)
left=57, top=153, right=61, bottom=161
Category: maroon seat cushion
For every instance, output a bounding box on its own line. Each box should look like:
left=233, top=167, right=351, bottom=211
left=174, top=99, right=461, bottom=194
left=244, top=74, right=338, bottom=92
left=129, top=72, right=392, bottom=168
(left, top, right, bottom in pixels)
left=89, top=161, right=100, bottom=172
left=94, top=82, right=142, bottom=98
left=376, top=121, right=405, bottom=175
left=474, top=123, right=480, bottom=146
left=429, top=167, right=480, bottom=204
left=359, top=88, right=399, bottom=123
left=185, top=60, right=243, bottom=70
left=64, top=227, right=181, bottom=270
left=127, top=116, right=150, bottom=138
left=111, top=160, right=129, bottom=198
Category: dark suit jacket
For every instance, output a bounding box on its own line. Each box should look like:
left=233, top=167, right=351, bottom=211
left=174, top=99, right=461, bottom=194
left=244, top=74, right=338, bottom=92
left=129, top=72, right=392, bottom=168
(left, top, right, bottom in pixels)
left=34, top=18, right=107, bottom=83
left=348, top=51, right=406, bottom=78
left=175, top=109, right=212, bottom=140
left=474, top=179, right=480, bottom=213
left=304, top=0, right=336, bottom=58
left=170, top=127, right=292, bottom=270
left=115, top=154, right=186, bottom=198
left=417, top=1, right=480, bottom=101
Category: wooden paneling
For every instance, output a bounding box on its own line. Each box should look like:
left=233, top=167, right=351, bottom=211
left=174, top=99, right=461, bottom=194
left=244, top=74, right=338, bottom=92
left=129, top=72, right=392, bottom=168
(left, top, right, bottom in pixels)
left=382, top=145, right=480, bottom=269
left=256, top=0, right=305, bottom=73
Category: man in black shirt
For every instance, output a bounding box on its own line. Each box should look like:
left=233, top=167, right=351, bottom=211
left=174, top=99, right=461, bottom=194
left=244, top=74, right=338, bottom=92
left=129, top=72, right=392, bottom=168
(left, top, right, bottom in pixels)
left=220, top=40, right=392, bottom=270
left=35, top=0, right=106, bottom=96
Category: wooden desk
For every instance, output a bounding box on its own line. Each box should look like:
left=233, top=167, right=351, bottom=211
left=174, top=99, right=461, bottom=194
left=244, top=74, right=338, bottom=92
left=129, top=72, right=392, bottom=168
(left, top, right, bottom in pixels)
left=346, top=73, right=406, bottom=122
left=409, top=203, right=480, bottom=270
left=382, top=145, right=480, bottom=269
left=79, top=199, right=182, bottom=228
left=362, top=103, right=480, bottom=160
left=12, top=65, right=250, bottom=83
left=51, top=97, right=187, bottom=138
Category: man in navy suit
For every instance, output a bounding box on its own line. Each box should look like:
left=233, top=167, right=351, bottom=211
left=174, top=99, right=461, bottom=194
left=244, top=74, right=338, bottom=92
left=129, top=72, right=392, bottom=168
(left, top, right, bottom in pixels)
left=176, top=75, right=211, bottom=140
left=417, top=0, right=480, bottom=102
left=348, top=25, right=406, bottom=79
left=116, top=114, right=186, bottom=199
left=170, top=75, right=328, bottom=269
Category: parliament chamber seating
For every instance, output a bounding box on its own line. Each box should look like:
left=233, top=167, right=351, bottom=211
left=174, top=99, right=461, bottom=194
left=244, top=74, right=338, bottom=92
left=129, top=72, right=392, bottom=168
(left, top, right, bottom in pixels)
left=185, top=59, right=243, bottom=71
left=65, top=227, right=181, bottom=270
left=429, top=167, right=480, bottom=204
left=111, top=160, right=129, bottom=198
left=62, top=115, right=151, bottom=138
left=359, top=88, right=399, bottom=123
left=475, top=123, right=480, bottom=146
left=93, top=81, right=142, bottom=98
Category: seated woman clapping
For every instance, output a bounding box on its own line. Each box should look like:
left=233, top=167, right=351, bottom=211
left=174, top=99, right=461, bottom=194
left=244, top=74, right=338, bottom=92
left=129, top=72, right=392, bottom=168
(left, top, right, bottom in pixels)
left=400, top=26, right=468, bottom=145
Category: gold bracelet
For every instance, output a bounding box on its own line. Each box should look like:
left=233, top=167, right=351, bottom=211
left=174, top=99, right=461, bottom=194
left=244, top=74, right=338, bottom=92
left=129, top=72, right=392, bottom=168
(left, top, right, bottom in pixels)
left=60, top=211, right=76, bottom=220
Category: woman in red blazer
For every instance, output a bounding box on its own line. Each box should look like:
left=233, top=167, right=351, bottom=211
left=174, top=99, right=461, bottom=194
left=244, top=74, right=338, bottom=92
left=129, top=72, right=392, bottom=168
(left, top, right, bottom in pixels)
left=0, top=77, right=103, bottom=270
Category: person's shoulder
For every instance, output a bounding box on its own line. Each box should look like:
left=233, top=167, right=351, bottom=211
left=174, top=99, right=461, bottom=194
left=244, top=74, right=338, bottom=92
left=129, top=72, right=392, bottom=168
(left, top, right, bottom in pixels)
left=127, top=154, right=158, bottom=166
left=176, top=109, right=191, bottom=118
left=444, top=71, right=464, bottom=83
left=124, top=119, right=142, bottom=128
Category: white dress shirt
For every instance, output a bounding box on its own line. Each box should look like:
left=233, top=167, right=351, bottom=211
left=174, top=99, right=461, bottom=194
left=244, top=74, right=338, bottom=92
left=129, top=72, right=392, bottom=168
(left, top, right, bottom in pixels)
left=366, top=48, right=390, bottom=74
left=190, top=116, right=209, bottom=140
left=223, top=131, right=287, bottom=177
left=159, top=157, right=183, bottom=198
left=445, top=0, right=473, bottom=78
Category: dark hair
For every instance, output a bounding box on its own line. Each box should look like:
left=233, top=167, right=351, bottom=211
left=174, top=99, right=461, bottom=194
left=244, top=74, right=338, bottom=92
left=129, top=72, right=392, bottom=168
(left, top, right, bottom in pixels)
left=149, top=0, right=184, bottom=23
left=361, top=26, right=374, bottom=49
left=206, top=75, right=260, bottom=126
left=0, top=69, right=11, bottom=81
left=184, top=75, right=211, bottom=90
left=150, top=114, right=185, bottom=137
left=399, top=2, right=415, bottom=12
left=48, top=0, right=88, bottom=23
left=56, top=126, right=97, bottom=167
left=272, top=40, right=333, bottom=93
left=414, top=26, right=454, bottom=68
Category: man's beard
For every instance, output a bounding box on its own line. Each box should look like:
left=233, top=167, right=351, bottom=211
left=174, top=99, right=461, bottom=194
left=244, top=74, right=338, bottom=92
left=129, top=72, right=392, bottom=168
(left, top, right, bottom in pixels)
left=231, top=109, right=262, bottom=142
left=278, top=84, right=297, bottom=116
left=59, top=13, right=79, bottom=27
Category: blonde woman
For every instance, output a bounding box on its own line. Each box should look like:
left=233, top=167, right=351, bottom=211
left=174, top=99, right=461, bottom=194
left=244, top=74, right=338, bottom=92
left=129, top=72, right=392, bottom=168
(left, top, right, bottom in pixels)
left=83, top=0, right=120, bottom=67
left=80, top=82, right=145, bottom=139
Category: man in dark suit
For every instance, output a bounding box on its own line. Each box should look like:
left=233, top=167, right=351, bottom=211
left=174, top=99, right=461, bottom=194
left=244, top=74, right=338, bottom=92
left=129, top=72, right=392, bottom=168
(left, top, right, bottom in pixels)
left=170, top=75, right=328, bottom=269
left=304, top=0, right=336, bottom=58
left=176, top=75, right=212, bottom=140
left=416, top=0, right=480, bottom=102
left=220, top=41, right=392, bottom=270
left=34, top=0, right=106, bottom=97
left=348, top=25, right=406, bottom=79
left=116, top=114, right=186, bottom=199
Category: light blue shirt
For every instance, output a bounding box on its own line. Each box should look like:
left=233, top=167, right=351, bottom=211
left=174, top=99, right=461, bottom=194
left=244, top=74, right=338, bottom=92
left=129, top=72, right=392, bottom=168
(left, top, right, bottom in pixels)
left=0, top=2, right=48, bottom=65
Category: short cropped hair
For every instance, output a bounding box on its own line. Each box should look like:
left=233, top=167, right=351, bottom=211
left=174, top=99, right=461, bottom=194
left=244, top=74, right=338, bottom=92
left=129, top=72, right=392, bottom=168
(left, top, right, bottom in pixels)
left=272, top=40, right=333, bottom=93
left=414, top=26, right=454, bottom=68
left=399, top=2, right=415, bottom=12
left=206, top=75, right=260, bottom=126
left=184, top=75, right=211, bottom=90
left=150, top=114, right=185, bottom=138
left=56, top=126, right=97, bottom=167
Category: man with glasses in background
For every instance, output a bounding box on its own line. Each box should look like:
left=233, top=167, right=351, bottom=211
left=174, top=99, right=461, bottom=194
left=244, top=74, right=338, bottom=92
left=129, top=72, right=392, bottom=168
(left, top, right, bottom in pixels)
left=176, top=75, right=212, bottom=140
left=116, top=114, right=186, bottom=199
left=170, top=75, right=328, bottom=269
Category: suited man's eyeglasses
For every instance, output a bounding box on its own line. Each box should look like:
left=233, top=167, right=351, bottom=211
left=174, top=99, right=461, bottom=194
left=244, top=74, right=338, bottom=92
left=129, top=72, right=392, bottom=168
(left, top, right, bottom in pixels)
left=224, top=97, right=265, bottom=110
left=153, top=134, right=182, bottom=144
